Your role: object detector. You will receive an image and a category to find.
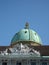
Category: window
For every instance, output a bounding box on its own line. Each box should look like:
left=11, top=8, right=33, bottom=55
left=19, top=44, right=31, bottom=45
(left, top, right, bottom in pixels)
left=2, top=62, right=7, bottom=65
left=31, top=62, right=36, bottom=65
left=16, top=62, right=21, bottom=65
left=42, top=62, right=47, bottom=65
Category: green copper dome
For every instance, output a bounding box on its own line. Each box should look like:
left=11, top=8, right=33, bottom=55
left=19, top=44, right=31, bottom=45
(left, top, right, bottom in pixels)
left=11, top=22, right=42, bottom=45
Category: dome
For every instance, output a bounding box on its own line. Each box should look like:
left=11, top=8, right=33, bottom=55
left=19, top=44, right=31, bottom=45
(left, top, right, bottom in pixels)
left=11, top=22, right=42, bottom=45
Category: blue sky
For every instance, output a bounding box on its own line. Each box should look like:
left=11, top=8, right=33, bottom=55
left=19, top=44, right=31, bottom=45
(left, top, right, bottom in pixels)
left=0, top=0, right=49, bottom=46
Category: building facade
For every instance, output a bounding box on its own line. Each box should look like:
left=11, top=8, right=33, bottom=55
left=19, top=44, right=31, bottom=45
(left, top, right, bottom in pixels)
left=0, top=22, right=49, bottom=65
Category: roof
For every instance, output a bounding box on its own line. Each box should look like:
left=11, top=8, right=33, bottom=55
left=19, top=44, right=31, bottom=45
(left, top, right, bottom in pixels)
left=11, top=23, right=42, bottom=45
left=30, top=45, right=49, bottom=56
left=0, top=45, right=49, bottom=56
left=0, top=46, right=10, bottom=51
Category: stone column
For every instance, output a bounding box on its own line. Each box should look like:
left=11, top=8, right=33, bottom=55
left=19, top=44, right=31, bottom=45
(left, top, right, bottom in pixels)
left=47, top=60, right=49, bottom=65
left=11, top=59, right=16, bottom=65
left=22, top=59, right=28, bottom=65
left=27, top=60, right=31, bottom=65
left=36, top=60, right=40, bottom=65
left=7, top=60, right=11, bottom=65
left=0, top=60, right=2, bottom=65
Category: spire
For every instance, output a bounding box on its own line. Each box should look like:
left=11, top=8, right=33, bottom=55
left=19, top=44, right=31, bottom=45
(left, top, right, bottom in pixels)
left=25, top=22, right=29, bottom=29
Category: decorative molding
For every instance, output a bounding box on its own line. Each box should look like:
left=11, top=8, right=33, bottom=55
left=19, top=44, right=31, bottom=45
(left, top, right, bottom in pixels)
left=0, top=43, right=40, bottom=58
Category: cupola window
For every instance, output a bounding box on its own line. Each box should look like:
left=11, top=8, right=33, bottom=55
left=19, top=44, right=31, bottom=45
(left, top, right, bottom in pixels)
left=25, top=31, right=27, bottom=33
